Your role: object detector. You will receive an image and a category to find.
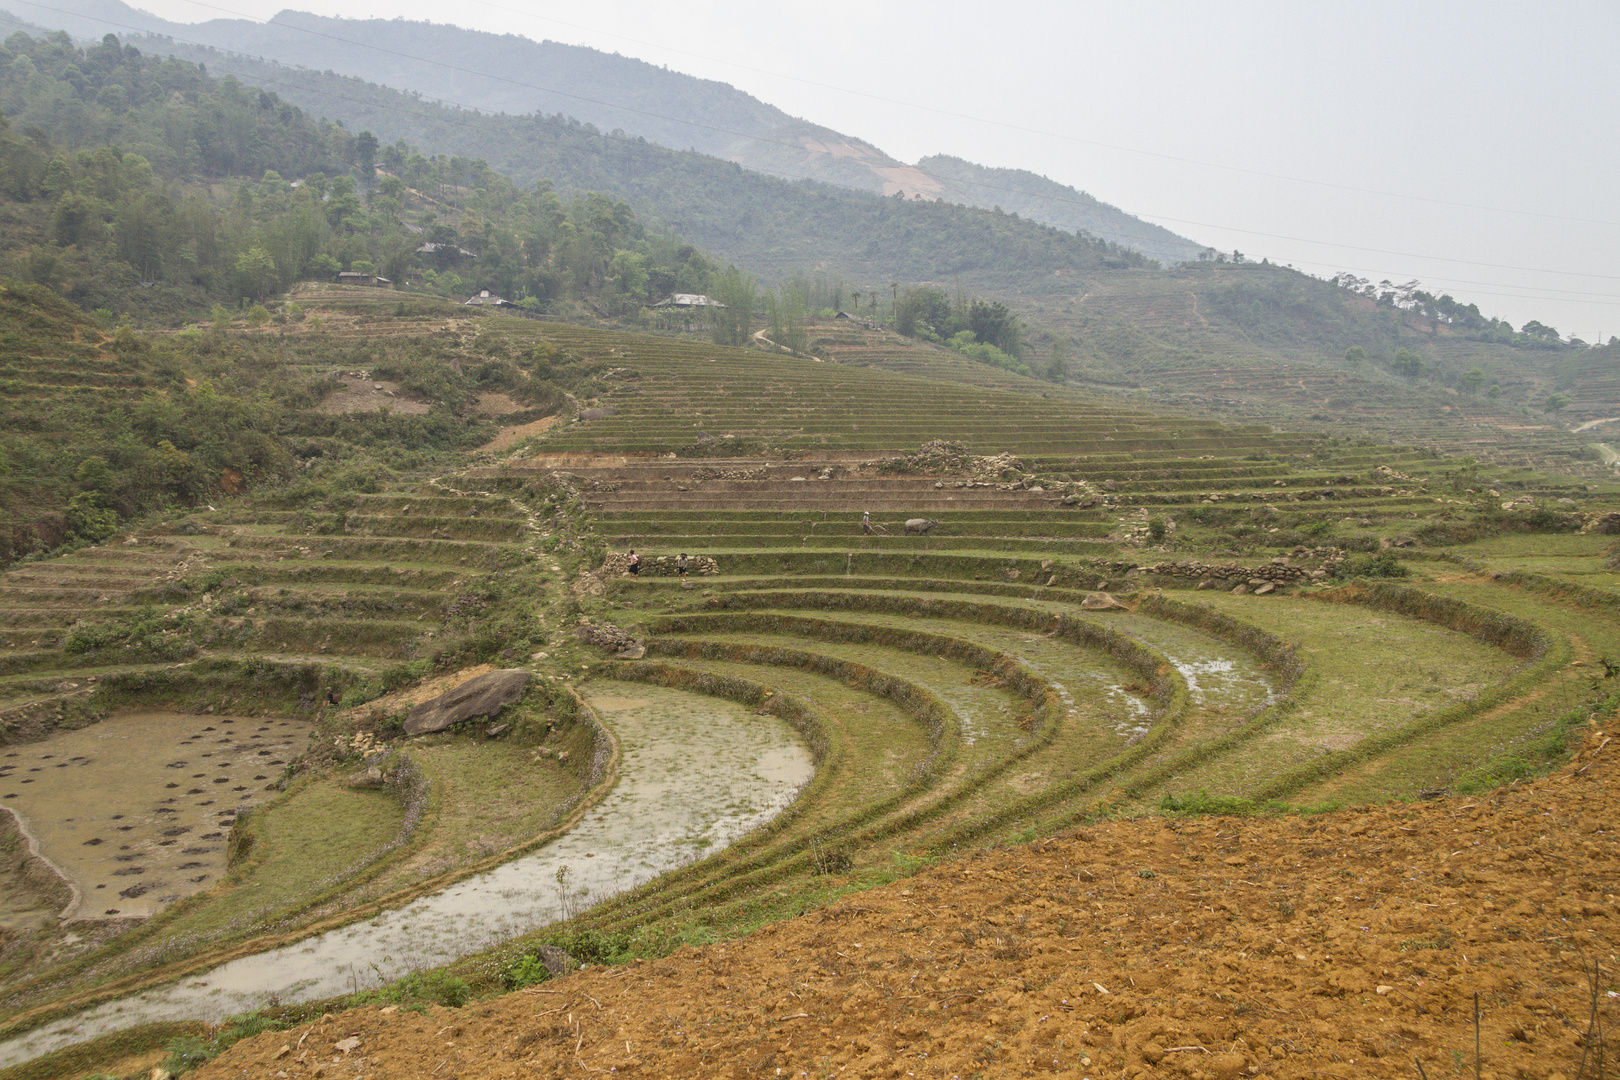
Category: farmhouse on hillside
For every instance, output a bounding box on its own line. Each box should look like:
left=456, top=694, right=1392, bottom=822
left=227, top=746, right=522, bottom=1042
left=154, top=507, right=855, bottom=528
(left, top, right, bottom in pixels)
left=335, top=271, right=393, bottom=288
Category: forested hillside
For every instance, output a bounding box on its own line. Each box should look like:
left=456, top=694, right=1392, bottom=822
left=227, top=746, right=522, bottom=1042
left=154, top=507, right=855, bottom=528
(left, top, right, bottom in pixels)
left=0, top=22, right=1610, bottom=481
left=0, top=28, right=722, bottom=320
left=0, top=29, right=717, bottom=560
left=16, top=0, right=1204, bottom=262
left=917, top=154, right=1204, bottom=263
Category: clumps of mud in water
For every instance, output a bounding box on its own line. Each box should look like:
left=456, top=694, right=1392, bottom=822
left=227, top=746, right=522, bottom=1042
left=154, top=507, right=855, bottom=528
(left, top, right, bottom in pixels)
left=0, top=712, right=309, bottom=920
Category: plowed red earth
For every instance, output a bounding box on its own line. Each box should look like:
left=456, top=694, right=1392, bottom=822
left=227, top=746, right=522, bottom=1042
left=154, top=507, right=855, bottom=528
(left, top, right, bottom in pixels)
left=195, top=725, right=1620, bottom=1080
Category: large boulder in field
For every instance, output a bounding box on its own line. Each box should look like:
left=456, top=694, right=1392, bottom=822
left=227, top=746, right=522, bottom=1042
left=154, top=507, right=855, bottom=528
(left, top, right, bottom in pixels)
left=1080, top=591, right=1128, bottom=611
left=405, top=669, right=531, bottom=735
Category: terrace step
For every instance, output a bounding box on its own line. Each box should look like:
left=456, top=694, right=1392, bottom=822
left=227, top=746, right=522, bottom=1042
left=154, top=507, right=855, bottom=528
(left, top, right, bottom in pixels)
left=599, top=521, right=1113, bottom=539
left=0, top=607, right=144, bottom=628
left=0, top=567, right=160, bottom=590
left=616, top=537, right=1115, bottom=556
left=0, top=585, right=124, bottom=605
left=222, top=535, right=515, bottom=568
left=584, top=494, right=1061, bottom=512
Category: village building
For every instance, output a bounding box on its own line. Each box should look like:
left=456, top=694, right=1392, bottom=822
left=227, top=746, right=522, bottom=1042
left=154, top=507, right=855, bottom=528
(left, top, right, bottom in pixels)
left=335, top=271, right=393, bottom=288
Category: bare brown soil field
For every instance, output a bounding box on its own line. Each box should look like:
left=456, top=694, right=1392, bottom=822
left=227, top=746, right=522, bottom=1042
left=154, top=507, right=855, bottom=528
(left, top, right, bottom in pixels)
left=191, top=722, right=1620, bottom=1080
left=477, top=414, right=561, bottom=455
left=316, top=376, right=430, bottom=415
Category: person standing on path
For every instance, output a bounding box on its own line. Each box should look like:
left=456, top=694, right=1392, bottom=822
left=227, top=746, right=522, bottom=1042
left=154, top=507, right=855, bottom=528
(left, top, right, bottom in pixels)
left=627, top=549, right=641, bottom=576
left=677, top=553, right=688, bottom=580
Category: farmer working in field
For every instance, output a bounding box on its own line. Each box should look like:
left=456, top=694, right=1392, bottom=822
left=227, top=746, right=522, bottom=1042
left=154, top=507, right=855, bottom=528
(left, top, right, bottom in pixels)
left=861, top=510, right=872, bottom=535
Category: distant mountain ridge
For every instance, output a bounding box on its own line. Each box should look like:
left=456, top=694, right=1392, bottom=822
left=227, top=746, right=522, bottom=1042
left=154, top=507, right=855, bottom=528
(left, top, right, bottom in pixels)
left=20, top=0, right=1204, bottom=264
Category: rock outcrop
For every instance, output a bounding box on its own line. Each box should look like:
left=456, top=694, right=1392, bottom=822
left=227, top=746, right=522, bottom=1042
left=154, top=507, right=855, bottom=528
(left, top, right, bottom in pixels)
left=404, top=669, right=531, bottom=735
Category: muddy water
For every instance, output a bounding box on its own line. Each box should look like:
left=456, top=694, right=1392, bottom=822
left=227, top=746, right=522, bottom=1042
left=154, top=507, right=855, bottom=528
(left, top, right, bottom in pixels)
left=0, top=682, right=812, bottom=1067
left=0, top=713, right=306, bottom=921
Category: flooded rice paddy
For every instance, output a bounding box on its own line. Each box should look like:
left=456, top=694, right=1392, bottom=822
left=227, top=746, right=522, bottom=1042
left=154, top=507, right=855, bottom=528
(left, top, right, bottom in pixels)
left=0, top=682, right=812, bottom=1067
left=0, top=712, right=305, bottom=922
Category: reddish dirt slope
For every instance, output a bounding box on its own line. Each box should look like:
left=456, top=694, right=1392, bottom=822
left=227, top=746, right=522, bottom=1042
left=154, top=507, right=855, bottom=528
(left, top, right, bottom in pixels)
left=197, top=724, right=1620, bottom=1080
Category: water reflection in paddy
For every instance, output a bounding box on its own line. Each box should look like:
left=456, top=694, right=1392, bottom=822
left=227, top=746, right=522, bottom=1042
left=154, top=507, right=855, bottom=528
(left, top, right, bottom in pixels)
left=0, top=682, right=812, bottom=1068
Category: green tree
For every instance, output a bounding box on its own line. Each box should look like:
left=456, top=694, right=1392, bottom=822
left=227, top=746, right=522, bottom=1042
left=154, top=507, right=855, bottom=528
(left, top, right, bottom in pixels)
left=775, top=285, right=807, bottom=354
left=356, top=130, right=379, bottom=176
left=607, top=249, right=648, bottom=314
left=963, top=298, right=1020, bottom=355
left=709, top=267, right=756, bottom=347
left=1047, top=339, right=1069, bottom=382
left=1343, top=346, right=1366, bottom=365
left=1544, top=392, right=1571, bottom=412
left=894, top=286, right=949, bottom=338
left=1459, top=368, right=1485, bottom=395
left=234, top=245, right=279, bottom=299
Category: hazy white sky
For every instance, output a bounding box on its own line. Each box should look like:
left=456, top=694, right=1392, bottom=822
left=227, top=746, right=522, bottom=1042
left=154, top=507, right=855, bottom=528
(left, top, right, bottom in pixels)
left=117, top=0, right=1620, bottom=341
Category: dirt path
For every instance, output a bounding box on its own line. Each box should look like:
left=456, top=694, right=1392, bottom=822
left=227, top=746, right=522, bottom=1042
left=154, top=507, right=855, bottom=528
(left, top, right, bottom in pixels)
left=475, top=415, right=559, bottom=455
left=1187, top=290, right=1208, bottom=327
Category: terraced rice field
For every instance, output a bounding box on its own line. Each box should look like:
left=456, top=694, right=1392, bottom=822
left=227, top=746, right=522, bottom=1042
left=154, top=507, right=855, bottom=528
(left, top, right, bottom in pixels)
left=449, top=441, right=1617, bottom=962
left=1, top=298, right=1618, bottom=1072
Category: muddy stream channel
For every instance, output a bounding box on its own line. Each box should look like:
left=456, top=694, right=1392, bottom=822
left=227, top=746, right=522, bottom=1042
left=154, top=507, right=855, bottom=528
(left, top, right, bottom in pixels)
left=0, top=683, right=813, bottom=1067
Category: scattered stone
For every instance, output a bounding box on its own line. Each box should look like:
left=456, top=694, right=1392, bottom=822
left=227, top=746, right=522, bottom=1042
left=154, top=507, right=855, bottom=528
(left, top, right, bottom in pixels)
left=575, top=619, right=647, bottom=658
left=599, top=552, right=719, bottom=577
left=536, top=944, right=579, bottom=976
left=1080, top=592, right=1128, bottom=611
left=349, top=749, right=405, bottom=789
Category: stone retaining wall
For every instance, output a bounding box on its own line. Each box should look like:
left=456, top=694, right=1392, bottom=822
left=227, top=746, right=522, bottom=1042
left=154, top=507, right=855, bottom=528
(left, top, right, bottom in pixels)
left=600, top=552, right=720, bottom=577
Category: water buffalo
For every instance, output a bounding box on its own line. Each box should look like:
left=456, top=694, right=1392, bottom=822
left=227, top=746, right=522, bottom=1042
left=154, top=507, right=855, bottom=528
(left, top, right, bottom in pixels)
left=904, top=518, right=939, bottom=535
